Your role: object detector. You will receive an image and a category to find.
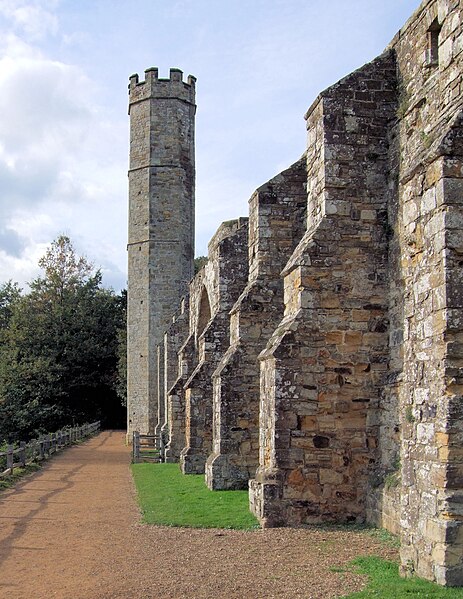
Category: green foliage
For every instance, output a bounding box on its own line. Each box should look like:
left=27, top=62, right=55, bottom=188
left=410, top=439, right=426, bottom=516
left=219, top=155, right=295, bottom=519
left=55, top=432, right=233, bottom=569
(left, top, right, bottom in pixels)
left=132, top=463, right=259, bottom=529
left=194, top=255, right=208, bottom=275
left=0, top=281, right=21, bottom=331
left=365, top=526, right=400, bottom=549
left=421, top=130, right=433, bottom=149
left=405, top=406, right=415, bottom=423
left=384, top=471, right=401, bottom=490
left=115, top=290, right=127, bottom=407
left=342, top=556, right=463, bottom=598
left=0, top=463, right=42, bottom=491
left=0, top=236, right=126, bottom=442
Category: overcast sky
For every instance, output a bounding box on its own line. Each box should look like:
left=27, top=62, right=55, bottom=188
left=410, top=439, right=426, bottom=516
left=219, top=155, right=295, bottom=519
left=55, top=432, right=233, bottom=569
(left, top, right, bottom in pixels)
left=0, top=0, right=421, bottom=291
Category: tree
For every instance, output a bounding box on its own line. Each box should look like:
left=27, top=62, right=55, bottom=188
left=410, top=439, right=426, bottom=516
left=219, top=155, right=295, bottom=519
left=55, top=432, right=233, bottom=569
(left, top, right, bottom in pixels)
left=0, top=281, right=21, bottom=331
left=0, top=236, right=126, bottom=441
left=37, top=235, right=94, bottom=295
left=115, top=289, right=127, bottom=407
left=194, top=255, right=208, bottom=274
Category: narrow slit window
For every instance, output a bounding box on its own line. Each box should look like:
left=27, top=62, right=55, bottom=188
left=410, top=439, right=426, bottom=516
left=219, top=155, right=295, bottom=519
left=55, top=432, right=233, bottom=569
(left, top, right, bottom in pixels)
left=426, top=19, right=441, bottom=66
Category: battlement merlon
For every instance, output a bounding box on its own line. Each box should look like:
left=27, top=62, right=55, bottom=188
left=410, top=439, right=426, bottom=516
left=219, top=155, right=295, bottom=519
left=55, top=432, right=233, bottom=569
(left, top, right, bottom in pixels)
left=128, top=67, right=196, bottom=110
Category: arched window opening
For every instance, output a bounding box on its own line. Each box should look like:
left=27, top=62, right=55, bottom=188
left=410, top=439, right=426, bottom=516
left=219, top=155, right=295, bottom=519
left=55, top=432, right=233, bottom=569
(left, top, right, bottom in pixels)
left=197, top=286, right=211, bottom=338
left=426, top=18, right=441, bottom=67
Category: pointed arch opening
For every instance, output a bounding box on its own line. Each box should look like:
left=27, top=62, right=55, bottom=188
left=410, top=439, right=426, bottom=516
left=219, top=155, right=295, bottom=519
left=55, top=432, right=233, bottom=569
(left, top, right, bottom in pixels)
left=197, top=286, right=211, bottom=338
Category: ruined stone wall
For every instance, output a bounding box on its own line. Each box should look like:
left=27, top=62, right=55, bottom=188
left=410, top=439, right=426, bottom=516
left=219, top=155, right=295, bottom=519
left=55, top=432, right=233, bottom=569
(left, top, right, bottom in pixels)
left=161, top=298, right=189, bottom=457
left=127, top=68, right=195, bottom=436
left=249, top=51, right=397, bottom=526
left=180, top=219, right=249, bottom=474
left=205, top=160, right=307, bottom=490
left=247, top=0, right=463, bottom=584
left=386, top=0, right=463, bottom=585
left=128, top=0, right=463, bottom=586
left=165, top=324, right=195, bottom=462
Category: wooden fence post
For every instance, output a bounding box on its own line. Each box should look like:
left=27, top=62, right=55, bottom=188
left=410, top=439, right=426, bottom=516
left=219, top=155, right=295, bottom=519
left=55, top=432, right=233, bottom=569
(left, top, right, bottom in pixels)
left=6, top=445, right=13, bottom=474
left=0, top=420, right=101, bottom=482
left=30, top=439, right=36, bottom=462
left=133, top=432, right=140, bottom=463
left=39, top=436, right=45, bottom=460
left=19, top=442, right=26, bottom=467
left=160, top=434, right=165, bottom=462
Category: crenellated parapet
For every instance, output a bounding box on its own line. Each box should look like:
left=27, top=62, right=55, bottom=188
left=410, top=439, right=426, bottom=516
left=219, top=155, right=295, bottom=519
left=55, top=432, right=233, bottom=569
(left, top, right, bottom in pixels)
left=128, top=67, right=196, bottom=110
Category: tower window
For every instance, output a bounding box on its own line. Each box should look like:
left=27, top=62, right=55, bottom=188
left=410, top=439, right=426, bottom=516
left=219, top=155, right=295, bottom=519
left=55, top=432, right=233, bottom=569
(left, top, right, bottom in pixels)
left=426, top=19, right=441, bottom=66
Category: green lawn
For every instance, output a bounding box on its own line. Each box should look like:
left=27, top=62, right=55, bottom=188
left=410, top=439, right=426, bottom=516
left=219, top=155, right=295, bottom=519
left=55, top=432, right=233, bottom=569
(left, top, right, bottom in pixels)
left=342, top=557, right=463, bottom=598
left=132, top=464, right=463, bottom=595
left=131, top=462, right=259, bottom=529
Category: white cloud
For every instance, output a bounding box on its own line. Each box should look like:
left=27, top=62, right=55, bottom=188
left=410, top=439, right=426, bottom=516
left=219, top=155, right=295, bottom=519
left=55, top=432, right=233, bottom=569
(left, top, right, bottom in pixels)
left=0, top=30, right=127, bottom=289
left=0, top=0, right=423, bottom=292
left=0, top=0, right=59, bottom=40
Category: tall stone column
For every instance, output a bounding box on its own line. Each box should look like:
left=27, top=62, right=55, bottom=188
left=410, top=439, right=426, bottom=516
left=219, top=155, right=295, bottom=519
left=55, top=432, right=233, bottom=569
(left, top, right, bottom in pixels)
left=127, top=67, right=196, bottom=436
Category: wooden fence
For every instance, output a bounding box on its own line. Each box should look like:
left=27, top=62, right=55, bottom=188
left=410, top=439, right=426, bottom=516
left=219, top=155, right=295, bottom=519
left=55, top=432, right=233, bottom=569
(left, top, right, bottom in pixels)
left=132, top=431, right=164, bottom=463
left=0, top=421, right=101, bottom=478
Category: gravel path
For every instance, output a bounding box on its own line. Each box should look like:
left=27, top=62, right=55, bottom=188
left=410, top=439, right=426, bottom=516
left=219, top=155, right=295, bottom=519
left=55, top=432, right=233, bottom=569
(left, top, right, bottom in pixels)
left=0, top=431, right=397, bottom=598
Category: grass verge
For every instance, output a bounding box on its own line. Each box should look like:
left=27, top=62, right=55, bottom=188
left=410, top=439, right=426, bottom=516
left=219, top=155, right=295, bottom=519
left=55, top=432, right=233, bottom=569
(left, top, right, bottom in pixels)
left=339, top=556, right=463, bottom=598
left=131, top=462, right=259, bottom=529
left=0, top=463, right=41, bottom=492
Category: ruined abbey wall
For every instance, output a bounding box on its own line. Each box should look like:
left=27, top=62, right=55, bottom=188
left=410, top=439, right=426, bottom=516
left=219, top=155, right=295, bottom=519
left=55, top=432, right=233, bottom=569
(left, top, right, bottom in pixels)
left=127, top=0, right=463, bottom=586
left=387, top=0, right=463, bottom=583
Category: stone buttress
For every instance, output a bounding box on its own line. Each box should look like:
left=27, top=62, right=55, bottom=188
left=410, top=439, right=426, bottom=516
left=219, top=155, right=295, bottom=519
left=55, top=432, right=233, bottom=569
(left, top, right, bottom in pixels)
left=127, top=68, right=195, bottom=436
left=164, top=308, right=195, bottom=462
left=160, top=297, right=189, bottom=458
left=128, top=0, right=463, bottom=586
left=205, top=160, right=307, bottom=489
left=180, top=219, right=249, bottom=474
left=249, top=51, right=397, bottom=525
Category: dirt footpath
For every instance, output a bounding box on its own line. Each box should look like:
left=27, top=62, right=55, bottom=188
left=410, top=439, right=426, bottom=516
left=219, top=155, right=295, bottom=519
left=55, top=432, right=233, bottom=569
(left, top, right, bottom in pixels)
left=0, top=431, right=397, bottom=599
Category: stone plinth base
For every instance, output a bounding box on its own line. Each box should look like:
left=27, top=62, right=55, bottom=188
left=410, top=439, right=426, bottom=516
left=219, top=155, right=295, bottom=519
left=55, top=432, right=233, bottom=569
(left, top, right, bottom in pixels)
left=250, top=468, right=366, bottom=527
left=366, top=483, right=401, bottom=536
left=180, top=447, right=207, bottom=474
left=249, top=470, right=286, bottom=528
left=205, top=454, right=249, bottom=490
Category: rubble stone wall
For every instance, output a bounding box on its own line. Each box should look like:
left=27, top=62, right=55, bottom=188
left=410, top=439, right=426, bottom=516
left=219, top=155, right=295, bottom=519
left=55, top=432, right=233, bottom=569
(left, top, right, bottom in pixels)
left=205, top=160, right=307, bottom=489
left=128, top=0, right=463, bottom=586
left=388, top=0, right=463, bottom=584
left=162, top=298, right=189, bottom=459
left=180, top=219, right=249, bottom=474
left=249, top=51, right=397, bottom=525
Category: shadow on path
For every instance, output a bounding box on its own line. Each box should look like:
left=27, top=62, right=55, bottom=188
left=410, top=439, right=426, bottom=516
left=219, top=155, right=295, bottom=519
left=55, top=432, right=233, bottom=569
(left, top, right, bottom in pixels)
left=0, top=431, right=119, bottom=568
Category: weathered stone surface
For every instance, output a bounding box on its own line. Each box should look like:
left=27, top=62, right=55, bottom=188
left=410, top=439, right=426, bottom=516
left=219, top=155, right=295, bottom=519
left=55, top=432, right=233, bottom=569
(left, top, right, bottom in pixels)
left=180, top=219, right=249, bottom=474
left=127, top=68, right=195, bottom=436
left=249, top=50, right=396, bottom=527
left=165, top=328, right=195, bottom=462
left=128, top=0, right=463, bottom=587
left=205, top=160, right=307, bottom=489
left=162, top=298, right=189, bottom=460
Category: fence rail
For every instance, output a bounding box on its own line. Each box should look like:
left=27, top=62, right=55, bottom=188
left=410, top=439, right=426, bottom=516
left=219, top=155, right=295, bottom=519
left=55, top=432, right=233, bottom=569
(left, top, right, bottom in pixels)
left=0, top=421, right=101, bottom=478
left=132, top=431, right=164, bottom=463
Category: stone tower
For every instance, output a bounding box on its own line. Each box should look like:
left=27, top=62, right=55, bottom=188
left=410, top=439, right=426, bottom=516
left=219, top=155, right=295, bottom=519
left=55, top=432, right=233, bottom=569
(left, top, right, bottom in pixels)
left=127, top=67, right=196, bottom=436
